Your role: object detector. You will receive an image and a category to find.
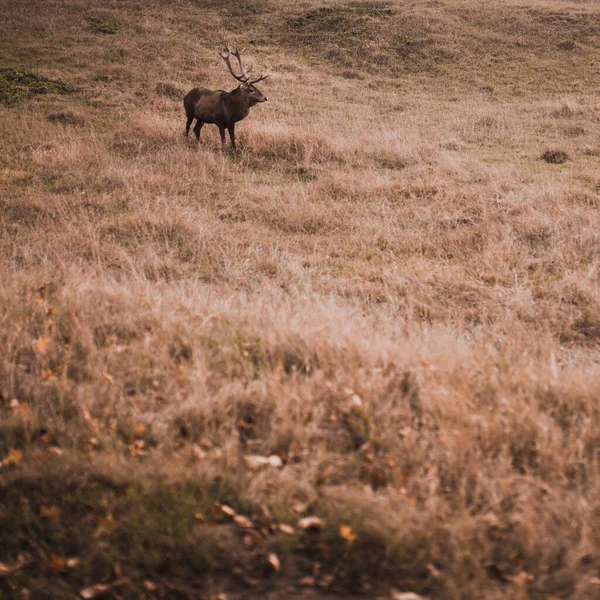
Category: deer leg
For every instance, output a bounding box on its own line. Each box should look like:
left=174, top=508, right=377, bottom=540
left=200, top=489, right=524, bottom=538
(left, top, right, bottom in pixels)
left=193, top=121, right=204, bottom=142
left=218, top=124, right=226, bottom=149
left=185, top=116, right=194, bottom=137
left=227, top=124, right=236, bottom=150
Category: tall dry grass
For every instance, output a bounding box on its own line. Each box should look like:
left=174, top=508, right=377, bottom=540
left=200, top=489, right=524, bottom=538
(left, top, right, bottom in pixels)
left=1, top=0, right=600, bottom=597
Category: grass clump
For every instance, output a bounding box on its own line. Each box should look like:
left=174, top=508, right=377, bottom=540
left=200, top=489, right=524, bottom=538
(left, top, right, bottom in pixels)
left=46, top=111, right=85, bottom=127
left=287, top=6, right=390, bottom=41
left=2, top=0, right=600, bottom=596
left=0, top=67, right=70, bottom=105
left=86, top=14, right=120, bottom=35
left=541, top=149, right=569, bottom=164
left=155, top=81, right=184, bottom=100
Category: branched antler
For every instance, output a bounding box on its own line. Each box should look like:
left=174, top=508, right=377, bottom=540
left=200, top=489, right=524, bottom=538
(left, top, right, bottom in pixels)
left=218, top=45, right=269, bottom=85
left=218, top=45, right=251, bottom=83
left=249, top=74, right=269, bottom=85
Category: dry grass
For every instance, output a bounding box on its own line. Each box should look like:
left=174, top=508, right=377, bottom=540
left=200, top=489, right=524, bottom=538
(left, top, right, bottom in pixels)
left=1, top=0, right=600, bottom=598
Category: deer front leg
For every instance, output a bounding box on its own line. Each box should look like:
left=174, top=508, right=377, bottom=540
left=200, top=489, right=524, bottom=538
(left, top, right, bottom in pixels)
left=227, top=124, right=236, bottom=150
left=218, top=124, right=226, bottom=149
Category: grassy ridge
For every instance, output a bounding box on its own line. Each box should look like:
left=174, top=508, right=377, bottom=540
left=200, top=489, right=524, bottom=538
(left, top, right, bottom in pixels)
left=1, top=0, right=600, bottom=598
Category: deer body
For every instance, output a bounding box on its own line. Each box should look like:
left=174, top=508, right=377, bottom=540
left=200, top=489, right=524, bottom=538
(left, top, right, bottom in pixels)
left=184, top=47, right=268, bottom=149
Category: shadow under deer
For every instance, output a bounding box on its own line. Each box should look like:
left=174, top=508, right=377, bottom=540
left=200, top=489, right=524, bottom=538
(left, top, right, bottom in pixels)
left=184, top=46, right=269, bottom=150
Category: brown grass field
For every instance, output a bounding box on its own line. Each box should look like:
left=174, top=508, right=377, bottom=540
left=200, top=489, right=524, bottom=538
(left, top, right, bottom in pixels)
left=1, top=0, right=600, bottom=597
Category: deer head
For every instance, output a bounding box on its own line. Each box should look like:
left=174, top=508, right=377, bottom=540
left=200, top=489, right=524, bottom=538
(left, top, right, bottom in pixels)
left=218, top=45, right=269, bottom=104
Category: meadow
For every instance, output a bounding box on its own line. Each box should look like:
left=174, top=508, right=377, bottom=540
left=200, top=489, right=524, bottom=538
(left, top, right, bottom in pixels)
left=1, top=0, right=600, bottom=597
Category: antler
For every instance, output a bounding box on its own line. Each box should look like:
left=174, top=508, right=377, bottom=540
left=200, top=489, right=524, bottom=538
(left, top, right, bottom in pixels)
left=249, top=73, right=269, bottom=85
left=218, top=45, right=251, bottom=83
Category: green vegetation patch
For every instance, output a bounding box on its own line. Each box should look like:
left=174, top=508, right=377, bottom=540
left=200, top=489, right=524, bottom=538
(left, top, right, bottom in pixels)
left=287, top=5, right=391, bottom=40
left=155, top=81, right=184, bottom=100
left=191, top=0, right=272, bottom=16
left=86, top=14, right=120, bottom=34
left=0, top=67, right=70, bottom=106
left=541, top=149, right=569, bottom=164
left=281, top=4, right=454, bottom=74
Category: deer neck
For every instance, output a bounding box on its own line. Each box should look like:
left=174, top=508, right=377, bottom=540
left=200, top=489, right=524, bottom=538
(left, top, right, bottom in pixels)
left=230, top=86, right=250, bottom=118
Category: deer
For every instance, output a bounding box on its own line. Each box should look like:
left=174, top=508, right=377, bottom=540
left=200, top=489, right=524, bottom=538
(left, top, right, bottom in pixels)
left=184, top=46, right=269, bottom=150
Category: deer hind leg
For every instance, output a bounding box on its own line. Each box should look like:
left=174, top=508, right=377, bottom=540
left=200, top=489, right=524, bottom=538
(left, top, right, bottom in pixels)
left=227, top=124, right=236, bottom=150
left=193, top=120, right=204, bottom=142
left=185, top=116, right=194, bottom=137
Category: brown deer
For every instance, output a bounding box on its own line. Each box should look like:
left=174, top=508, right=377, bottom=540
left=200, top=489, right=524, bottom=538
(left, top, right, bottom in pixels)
left=184, top=46, right=268, bottom=150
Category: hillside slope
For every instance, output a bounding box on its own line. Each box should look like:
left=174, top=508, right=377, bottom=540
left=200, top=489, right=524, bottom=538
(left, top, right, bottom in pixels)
left=1, top=0, right=600, bottom=598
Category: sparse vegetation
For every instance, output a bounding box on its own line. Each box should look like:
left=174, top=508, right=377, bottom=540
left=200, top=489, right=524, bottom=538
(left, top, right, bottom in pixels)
left=86, top=14, right=120, bottom=35
left=1, top=0, right=600, bottom=598
left=541, top=148, right=570, bottom=164
left=0, top=67, right=70, bottom=105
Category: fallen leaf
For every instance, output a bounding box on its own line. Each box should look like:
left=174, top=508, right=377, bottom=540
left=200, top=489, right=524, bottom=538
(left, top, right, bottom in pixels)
left=390, top=591, right=429, bottom=600
left=244, top=455, right=269, bottom=470
left=298, top=576, right=316, bottom=587
left=233, top=514, right=253, bottom=528
left=299, top=516, right=323, bottom=531
left=193, top=512, right=205, bottom=522
left=2, top=449, right=23, bottom=467
left=94, top=514, right=118, bottom=537
left=128, top=440, right=148, bottom=457
left=211, top=502, right=236, bottom=522
left=80, top=583, right=110, bottom=599
left=269, top=455, right=283, bottom=468
left=268, top=553, right=281, bottom=572
left=80, top=579, right=130, bottom=599
left=278, top=523, right=295, bottom=535
left=133, top=424, right=146, bottom=438
left=221, top=505, right=236, bottom=518
left=39, top=505, right=59, bottom=519
left=32, top=337, right=50, bottom=354
left=0, top=554, right=31, bottom=577
left=67, top=557, right=81, bottom=568
left=143, top=580, right=157, bottom=591
left=192, top=444, right=207, bottom=459
left=49, top=446, right=64, bottom=456
left=339, top=524, right=356, bottom=543
left=45, top=554, right=66, bottom=572
left=292, top=502, right=308, bottom=514
left=244, top=454, right=283, bottom=470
